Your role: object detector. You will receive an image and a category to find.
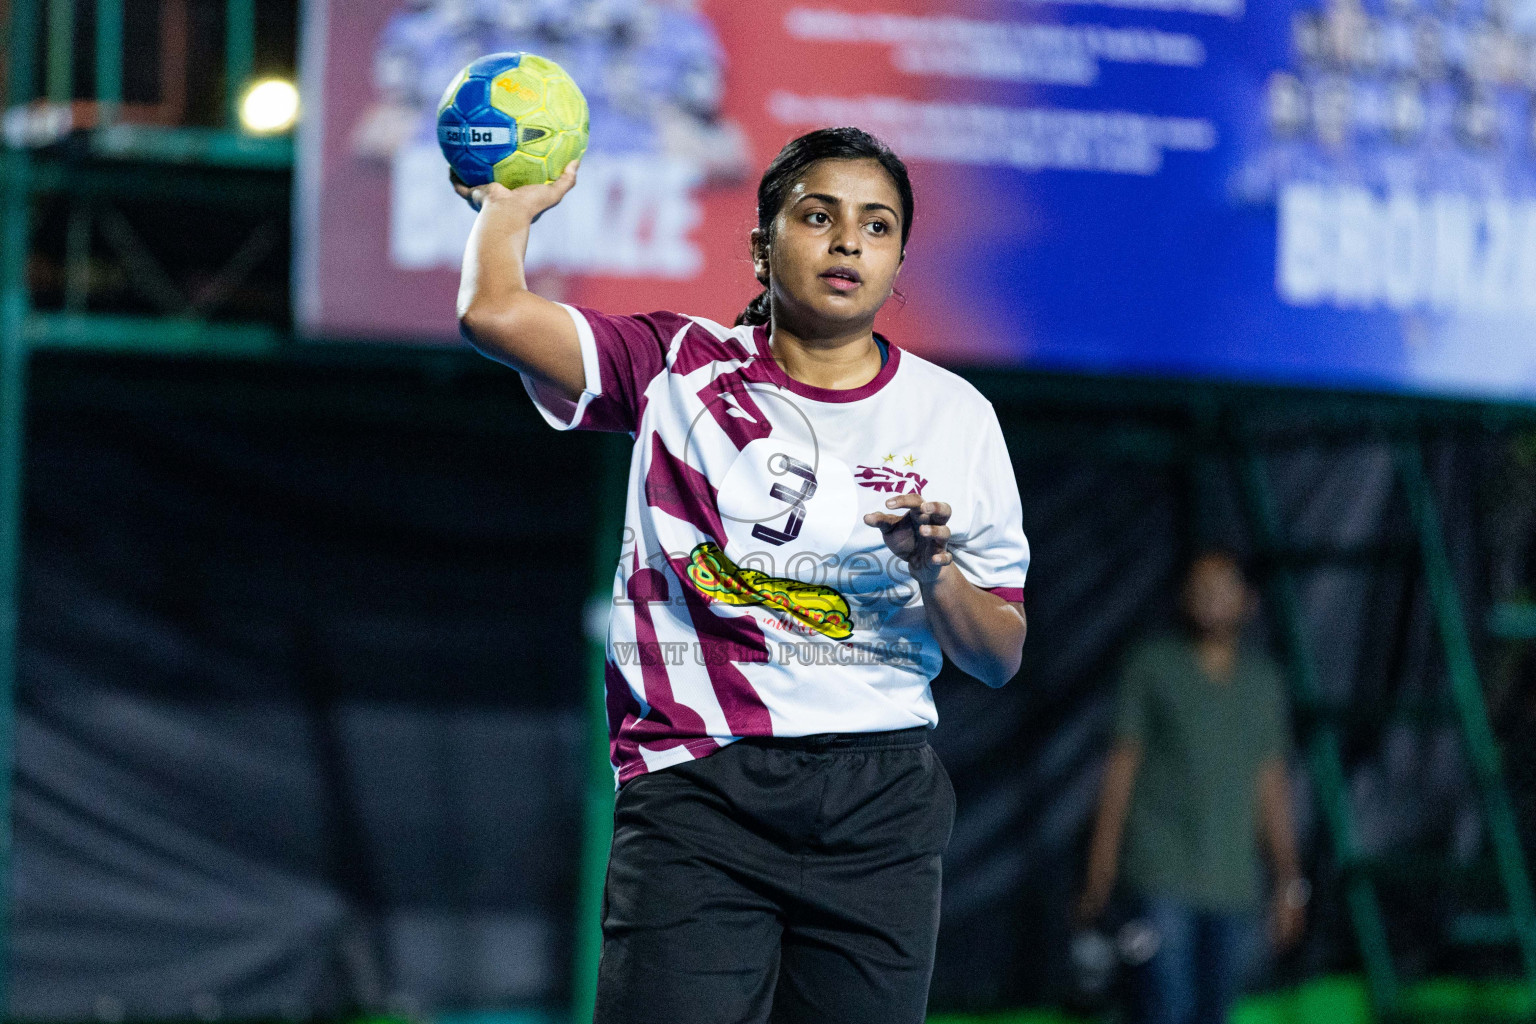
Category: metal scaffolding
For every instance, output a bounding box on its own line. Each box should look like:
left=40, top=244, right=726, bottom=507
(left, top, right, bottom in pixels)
left=0, top=0, right=287, bottom=1009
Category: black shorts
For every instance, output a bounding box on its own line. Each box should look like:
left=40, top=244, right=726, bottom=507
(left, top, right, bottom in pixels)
left=593, top=727, right=956, bottom=1024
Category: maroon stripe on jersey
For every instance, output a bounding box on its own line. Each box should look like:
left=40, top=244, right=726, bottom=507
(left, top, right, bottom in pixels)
left=695, top=371, right=773, bottom=452
left=984, top=586, right=1025, bottom=603
left=633, top=391, right=650, bottom=432
left=644, top=432, right=727, bottom=545
left=669, top=323, right=755, bottom=377
left=575, top=308, right=692, bottom=433
left=606, top=566, right=718, bottom=779
left=575, top=394, right=637, bottom=435
left=606, top=662, right=718, bottom=783
left=670, top=554, right=774, bottom=737
left=604, top=659, right=648, bottom=777
left=627, top=569, right=708, bottom=740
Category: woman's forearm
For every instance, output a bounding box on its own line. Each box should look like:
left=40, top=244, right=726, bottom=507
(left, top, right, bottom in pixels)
left=457, top=196, right=535, bottom=342
left=916, top=563, right=1026, bottom=686
left=453, top=181, right=585, bottom=396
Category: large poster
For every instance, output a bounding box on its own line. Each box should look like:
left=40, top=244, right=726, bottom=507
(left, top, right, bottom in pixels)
left=296, top=0, right=1536, bottom=400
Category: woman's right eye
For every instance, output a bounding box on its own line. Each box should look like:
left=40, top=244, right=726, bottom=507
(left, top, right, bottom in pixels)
left=807, top=211, right=829, bottom=225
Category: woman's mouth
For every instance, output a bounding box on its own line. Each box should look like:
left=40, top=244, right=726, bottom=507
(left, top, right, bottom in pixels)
left=820, top=267, right=862, bottom=292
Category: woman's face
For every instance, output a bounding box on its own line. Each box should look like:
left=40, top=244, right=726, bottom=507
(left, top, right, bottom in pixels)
left=753, top=158, right=905, bottom=335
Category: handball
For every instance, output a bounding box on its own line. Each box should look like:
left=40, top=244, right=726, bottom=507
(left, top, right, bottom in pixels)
left=436, top=52, right=590, bottom=190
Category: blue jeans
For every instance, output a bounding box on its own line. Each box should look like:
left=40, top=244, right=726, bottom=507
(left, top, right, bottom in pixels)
left=1126, top=897, right=1256, bottom=1024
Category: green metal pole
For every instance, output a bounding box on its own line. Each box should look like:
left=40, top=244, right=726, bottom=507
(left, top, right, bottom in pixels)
left=1396, top=442, right=1536, bottom=998
left=0, top=150, right=28, bottom=1024
left=1236, top=450, right=1399, bottom=1020
left=8, top=0, right=43, bottom=144
left=224, top=0, right=255, bottom=128
left=45, top=0, right=72, bottom=102
left=573, top=434, right=629, bottom=1024
left=0, top=0, right=39, bottom=1012
left=94, top=0, right=123, bottom=118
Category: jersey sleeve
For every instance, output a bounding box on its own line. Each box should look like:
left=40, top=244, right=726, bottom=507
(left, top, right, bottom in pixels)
left=948, top=402, right=1030, bottom=603
left=518, top=304, right=689, bottom=434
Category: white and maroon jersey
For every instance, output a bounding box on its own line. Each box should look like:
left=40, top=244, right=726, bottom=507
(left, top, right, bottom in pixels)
left=522, top=305, right=1030, bottom=785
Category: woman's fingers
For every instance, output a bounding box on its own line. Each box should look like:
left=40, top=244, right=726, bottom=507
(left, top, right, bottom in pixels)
left=450, top=168, right=492, bottom=211
left=867, top=510, right=952, bottom=567
left=871, top=498, right=953, bottom=546
left=533, top=175, right=574, bottom=217
left=863, top=510, right=946, bottom=535
left=550, top=158, right=581, bottom=198
left=450, top=165, right=568, bottom=216
left=911, top=513, right=951, bottom=567
left=449, top=167, right=478, bottom=205
left=525, top=159, right=582, bottom=214
left=883, top=493, right=951, bottom=524
left=862, top=511, right=906, bottom=531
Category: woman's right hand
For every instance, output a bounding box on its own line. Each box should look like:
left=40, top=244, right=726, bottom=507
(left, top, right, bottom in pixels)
left=450, top=159, right=581, bottom=218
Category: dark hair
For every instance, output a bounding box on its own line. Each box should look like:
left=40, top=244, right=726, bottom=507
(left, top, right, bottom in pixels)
left=735, top=127, right=915, bottom=327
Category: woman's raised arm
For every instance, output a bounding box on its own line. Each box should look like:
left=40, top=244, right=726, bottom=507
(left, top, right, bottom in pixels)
left=455, top=161, right=584, bottom=400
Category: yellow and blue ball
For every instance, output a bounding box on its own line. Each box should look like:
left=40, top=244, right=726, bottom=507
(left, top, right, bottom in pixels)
left=436, top=52, right=590, bottom=190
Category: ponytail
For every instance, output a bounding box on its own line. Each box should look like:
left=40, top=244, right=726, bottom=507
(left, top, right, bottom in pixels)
left=735, top=289, right=772, bottom=327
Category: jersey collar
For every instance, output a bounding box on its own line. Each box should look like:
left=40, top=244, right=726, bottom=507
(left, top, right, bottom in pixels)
left=751, top=325, right=902, bottom=404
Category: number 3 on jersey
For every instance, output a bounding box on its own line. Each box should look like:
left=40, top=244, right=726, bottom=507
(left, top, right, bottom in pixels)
left=751, top=453, right=817, bottom=546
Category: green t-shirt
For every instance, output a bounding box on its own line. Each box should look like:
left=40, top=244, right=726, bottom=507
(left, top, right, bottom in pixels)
left=1114, top=635, right=1292, bottom=912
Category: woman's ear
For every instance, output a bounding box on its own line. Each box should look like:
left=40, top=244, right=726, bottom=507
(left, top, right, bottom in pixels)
left=751, top=234, right=770, bottom=284
left=750, top=227, right=770, bottom=286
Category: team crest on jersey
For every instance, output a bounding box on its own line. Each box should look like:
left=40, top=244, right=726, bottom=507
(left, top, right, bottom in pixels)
left=854, top=454, right=928, bottom=494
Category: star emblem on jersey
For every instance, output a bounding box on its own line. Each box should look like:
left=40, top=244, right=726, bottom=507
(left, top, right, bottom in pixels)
left=853, top=457, right=928, bottom=494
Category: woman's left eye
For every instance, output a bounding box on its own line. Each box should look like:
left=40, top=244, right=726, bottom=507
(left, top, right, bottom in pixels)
left=868, top=221, right=889, bottom=234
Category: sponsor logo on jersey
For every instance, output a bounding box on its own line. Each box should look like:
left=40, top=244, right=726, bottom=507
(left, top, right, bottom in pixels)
left=686, top=541, right=853, bottom=641
left=438, top=124, right=513, bottom=147
left=853, top=459, right=927, bottom=494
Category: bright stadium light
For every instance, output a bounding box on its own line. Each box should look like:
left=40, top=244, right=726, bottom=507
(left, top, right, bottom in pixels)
left=240, top=79, right=300, bottom=134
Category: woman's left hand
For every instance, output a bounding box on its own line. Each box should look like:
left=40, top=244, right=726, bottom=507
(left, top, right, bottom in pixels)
left=864, top=493, right=952, bottom=585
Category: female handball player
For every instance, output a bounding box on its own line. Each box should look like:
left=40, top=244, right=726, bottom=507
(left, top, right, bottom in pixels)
left=454, top=127, right=1030, bottom=1024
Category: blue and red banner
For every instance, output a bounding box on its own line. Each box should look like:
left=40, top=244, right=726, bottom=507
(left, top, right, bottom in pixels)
left=297, top=0, right=1536, bottom=400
